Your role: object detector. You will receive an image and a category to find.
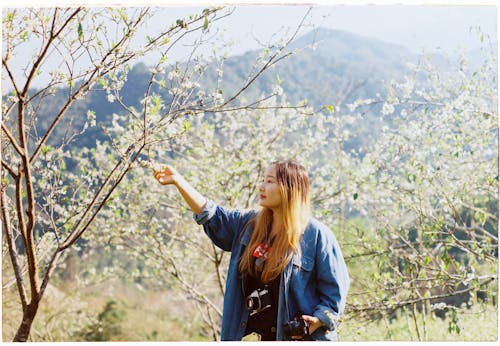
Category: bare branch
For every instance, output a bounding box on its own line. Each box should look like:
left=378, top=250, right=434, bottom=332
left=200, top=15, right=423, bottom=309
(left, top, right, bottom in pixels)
left=216, top=8, right=311, bottom=108
left=348, top=275, right=498, bottom=316
left=38, top=251, right=62, bottom=300
left=2, top=122, right=24, bottom=157
left=2, top=56, right=21, bottom=98
left=21, top=8, right=82, bottom=97
left=1, top=160, right=17, bottom=179
left=1, top=187, right=28, bottom=311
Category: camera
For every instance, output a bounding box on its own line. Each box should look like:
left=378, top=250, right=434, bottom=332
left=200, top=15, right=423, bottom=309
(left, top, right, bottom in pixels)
left=245, top=286, right=271, bottom=316
left=283, top=313, right=309, bottom=339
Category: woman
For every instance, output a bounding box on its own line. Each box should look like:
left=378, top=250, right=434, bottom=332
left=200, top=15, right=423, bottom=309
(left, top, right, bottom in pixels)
left=154, top=160, right=349, bottom=341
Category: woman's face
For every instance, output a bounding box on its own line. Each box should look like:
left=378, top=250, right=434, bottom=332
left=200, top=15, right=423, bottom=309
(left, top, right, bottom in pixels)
left=259, top=165, right=282, bottom=210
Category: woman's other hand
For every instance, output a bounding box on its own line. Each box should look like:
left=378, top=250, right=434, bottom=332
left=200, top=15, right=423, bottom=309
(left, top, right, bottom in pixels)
left=291, top=315, right=324, bottom=339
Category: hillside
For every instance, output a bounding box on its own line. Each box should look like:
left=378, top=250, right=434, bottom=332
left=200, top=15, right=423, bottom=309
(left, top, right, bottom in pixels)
left=204, top=28, right=416, bottom=108
left=6, top=28, right=428, bottom=150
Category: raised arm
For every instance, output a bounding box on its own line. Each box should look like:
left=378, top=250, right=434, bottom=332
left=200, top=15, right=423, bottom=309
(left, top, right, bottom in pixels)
left=153, top=166, right=207, bottom=215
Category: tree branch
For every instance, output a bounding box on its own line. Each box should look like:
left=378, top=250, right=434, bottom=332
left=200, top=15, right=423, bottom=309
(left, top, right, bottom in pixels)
left=21, top=8, right=82, bottom=97
left=348, top=275, right=498, bottom=316
left=15, top=163, right=40, bottom=300
left=2, top=56, right=21, bottom=98
left=2, top=159, right=17, bottom=179
left=1, top=187, right=28, bottom=311
left=38, top=251, right=62, bottom=300
left=2, top=122, right=24, bottom=157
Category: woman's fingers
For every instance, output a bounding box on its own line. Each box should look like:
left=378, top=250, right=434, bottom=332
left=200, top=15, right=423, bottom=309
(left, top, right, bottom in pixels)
left=153, top=167, right=176, bottom=185
left=301, top=315, right=323, bottom=335
left=153, top=170, right=163, bottom=181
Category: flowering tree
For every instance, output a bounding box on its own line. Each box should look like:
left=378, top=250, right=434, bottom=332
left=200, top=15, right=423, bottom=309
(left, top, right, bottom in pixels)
left=3, top=6, right=496, bottom=342
left=89, top=44, right=499, bottom=341
left=1, top=6, right=310, bottom=341
left=344, top=48, right=498, bottom=339
left=81, top=92, right=355, bottom=339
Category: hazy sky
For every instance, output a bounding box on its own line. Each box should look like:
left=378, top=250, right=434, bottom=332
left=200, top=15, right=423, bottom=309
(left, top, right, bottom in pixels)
left=226, top=5, right=497, bottom=53
left=1, top=0, right=497, bottom=88
left=125, top=2, right=498, bottom=56
left=3, top=1, right=497, bottom=55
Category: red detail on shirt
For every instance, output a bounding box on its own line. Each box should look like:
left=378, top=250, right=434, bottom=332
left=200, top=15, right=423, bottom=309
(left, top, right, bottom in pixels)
left=253, top=243, right=271, bottom=259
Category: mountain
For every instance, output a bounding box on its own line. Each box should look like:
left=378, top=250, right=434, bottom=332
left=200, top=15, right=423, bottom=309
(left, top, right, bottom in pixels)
left=5, top=28, right=436, bottom=151
left=210, top=28, right=417, bottom=108
left=278, top=28, right=415, bottom=105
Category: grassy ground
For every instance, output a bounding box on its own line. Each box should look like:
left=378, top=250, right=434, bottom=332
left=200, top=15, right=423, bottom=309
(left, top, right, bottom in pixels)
left=3, top=278, right=498, bottom=341
left=2, top=278, right=212, bottom=341
left=340, top=302, right=498, bottom=341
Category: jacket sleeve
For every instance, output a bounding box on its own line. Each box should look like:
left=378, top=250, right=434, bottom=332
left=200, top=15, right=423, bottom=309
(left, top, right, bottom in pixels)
left=312, top=228, right=350, bottom=331
left=193, top=199, right=253, bottom=252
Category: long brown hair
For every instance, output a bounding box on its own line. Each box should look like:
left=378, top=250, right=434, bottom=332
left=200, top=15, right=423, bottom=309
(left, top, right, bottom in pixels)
left=239, top=160, right=311, bottom=283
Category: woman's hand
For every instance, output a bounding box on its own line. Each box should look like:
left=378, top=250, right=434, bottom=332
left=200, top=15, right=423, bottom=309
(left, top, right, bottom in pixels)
left=153, top=166, right=179, bottom=185
left=291, top=315, right=324, bottom=339
left=153, top=165, right=207, bottom=215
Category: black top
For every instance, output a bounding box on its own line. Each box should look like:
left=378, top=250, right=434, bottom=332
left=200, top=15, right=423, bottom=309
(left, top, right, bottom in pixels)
left=245, top=274, right=280, bottom=328
left=244, top=251, right=280, bottom=340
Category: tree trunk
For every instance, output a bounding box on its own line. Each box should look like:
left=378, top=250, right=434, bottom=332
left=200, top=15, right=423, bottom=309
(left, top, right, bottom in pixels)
left=13, top=304, right=38, bottom=342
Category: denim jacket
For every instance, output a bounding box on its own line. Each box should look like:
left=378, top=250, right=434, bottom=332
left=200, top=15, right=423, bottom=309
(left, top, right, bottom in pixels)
left=194, top=199, right=350, bottom=341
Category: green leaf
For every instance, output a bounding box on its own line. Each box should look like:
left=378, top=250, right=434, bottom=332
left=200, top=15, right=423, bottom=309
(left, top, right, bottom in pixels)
left=325, top=105, right=335, bottom=113
left=474, top=210, right=488, bottom=226
left=119, top=10, right=128, bottom=23
left=276, top=74, right=282, bottom=86
left=161, top=36, right=170, bottom=46
left=41, top=145, right=53, bottom=155
left=6, top=11, right=15, bottom=22
left=77, top=22, right=83, bottom=40
left=98, top=77, right=108, bottom=88
left=20, top=31, right=29, bottom=41
left=407, top=173, right=417, bottom=183
left=203, top=16, right=209, bottom=31
left=157, top=78, right=166, bottom=88
left=353, top=192, right=358, bottom=200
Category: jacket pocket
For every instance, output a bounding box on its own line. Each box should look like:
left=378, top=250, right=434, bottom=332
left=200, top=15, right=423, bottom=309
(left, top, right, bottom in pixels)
left=292, top=254, right=314, bottom=272
left=290, top=254, right=315, bottom=302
